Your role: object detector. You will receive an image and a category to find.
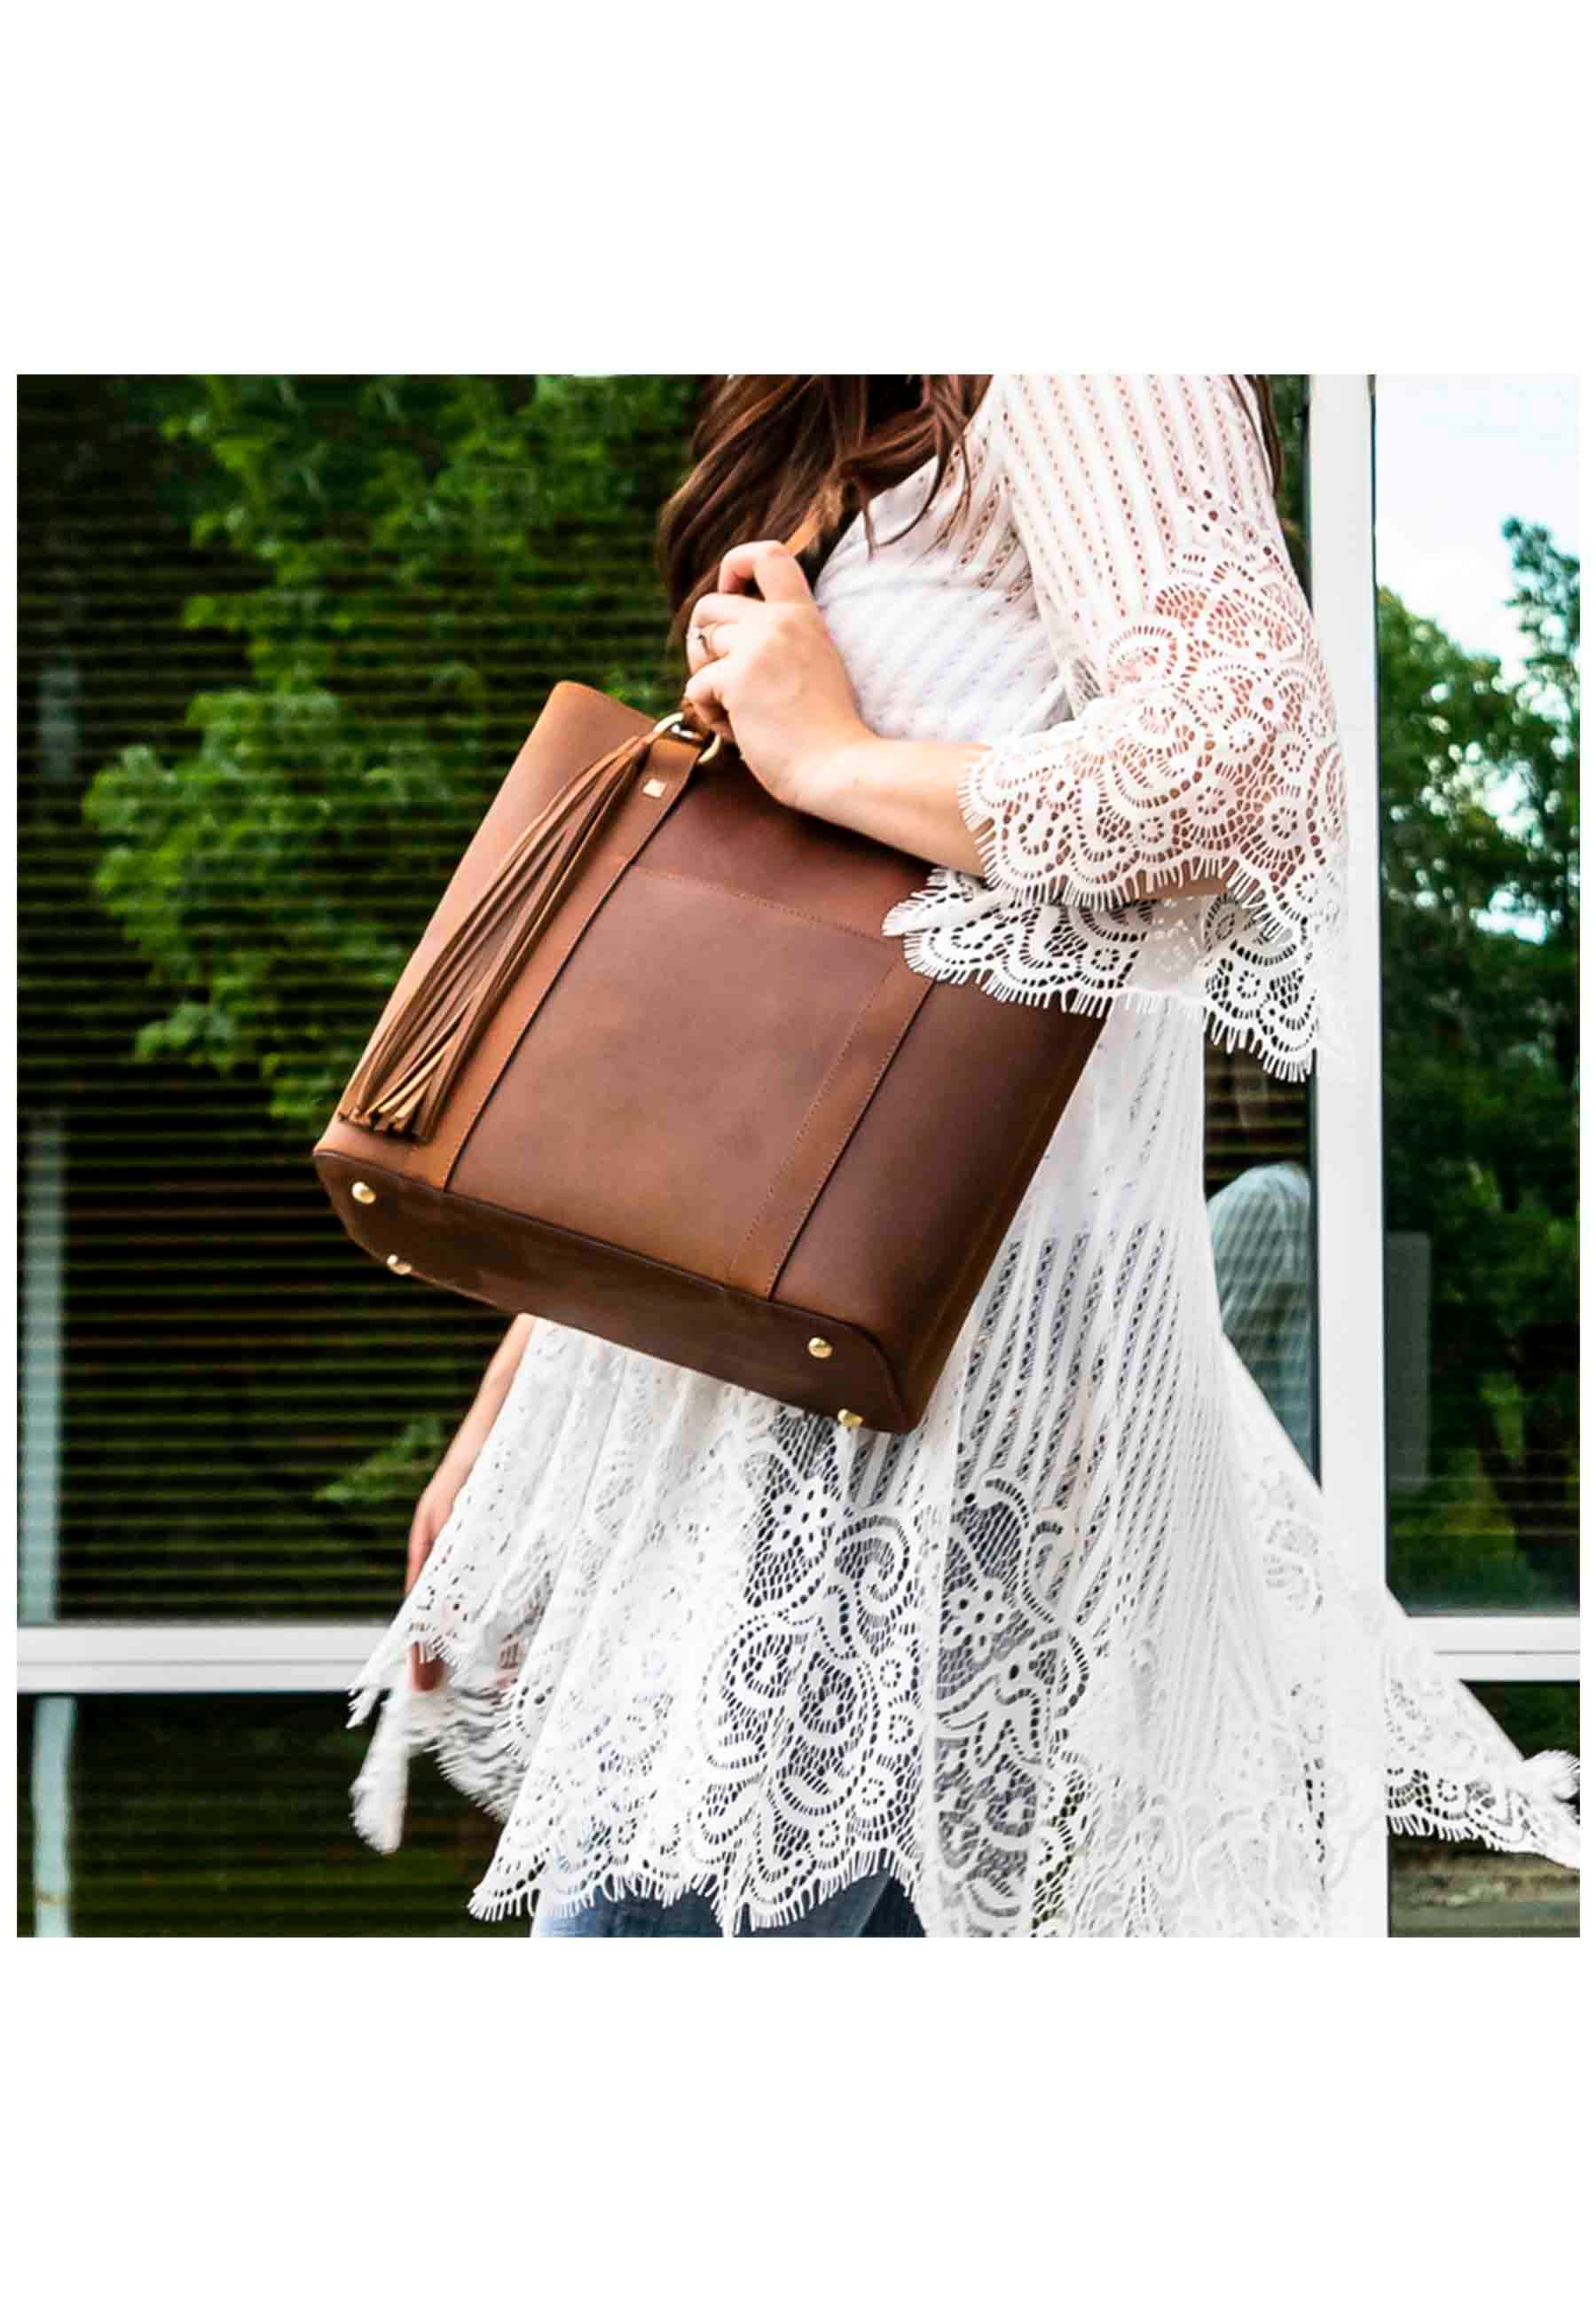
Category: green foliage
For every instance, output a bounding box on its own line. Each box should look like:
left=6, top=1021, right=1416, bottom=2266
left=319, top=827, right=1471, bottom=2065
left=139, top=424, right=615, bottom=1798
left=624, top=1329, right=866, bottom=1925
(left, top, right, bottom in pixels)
left=313, top=1414, right=452, bottom=1511
left=1380, top=521, right=1579, bottom=1604
left=81, top=374, right=697, bottom=1135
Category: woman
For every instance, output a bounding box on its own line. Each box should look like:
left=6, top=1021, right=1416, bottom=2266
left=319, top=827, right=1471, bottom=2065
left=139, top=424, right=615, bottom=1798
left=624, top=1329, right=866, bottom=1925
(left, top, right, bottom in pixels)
left=347, top=374, right=1579, bottom=1936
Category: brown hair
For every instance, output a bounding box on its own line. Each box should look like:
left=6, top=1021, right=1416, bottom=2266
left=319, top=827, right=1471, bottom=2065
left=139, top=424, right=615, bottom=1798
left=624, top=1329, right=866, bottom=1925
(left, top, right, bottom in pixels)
left=657, top=375, right=1284, bottom=649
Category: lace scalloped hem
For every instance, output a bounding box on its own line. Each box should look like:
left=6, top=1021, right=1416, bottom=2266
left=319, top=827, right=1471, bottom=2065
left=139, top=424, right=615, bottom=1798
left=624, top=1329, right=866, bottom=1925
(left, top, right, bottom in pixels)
left=881, top=855, right=1357, bottom=1091
left=469, top=1841, right=923, bottom=1938
left=1387, top=1751, right=1581, bottom=1871
left=343, top=1221, right=1576, bottom=1937
left=888, top=910, right=1321, bottom=1084
left=347, top=1646, right=1580, bottom=1937
left=348, top=1646, right=928, bottom=1935
left=882, top=887, right=1357, bottom=1095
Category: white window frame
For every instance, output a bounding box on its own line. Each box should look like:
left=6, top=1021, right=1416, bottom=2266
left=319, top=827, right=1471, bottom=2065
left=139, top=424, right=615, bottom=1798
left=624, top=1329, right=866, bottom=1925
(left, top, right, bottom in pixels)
left=1309, top=373, right=1391, bottom=1933
left=1309, top=373, right=1580, bottom=1933
left=17, top=374, right=1579, bottom=1936
left=16, top=1614, right=1582, bottom=1700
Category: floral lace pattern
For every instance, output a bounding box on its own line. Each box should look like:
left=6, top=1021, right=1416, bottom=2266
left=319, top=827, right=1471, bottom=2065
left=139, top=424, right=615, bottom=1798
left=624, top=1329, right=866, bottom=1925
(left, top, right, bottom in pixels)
left=349, top=1001, right=1576, bottom=1935
left=882, top=376, right=1352, bottom=1082
left=343, top=375, right=1576, bottom=1933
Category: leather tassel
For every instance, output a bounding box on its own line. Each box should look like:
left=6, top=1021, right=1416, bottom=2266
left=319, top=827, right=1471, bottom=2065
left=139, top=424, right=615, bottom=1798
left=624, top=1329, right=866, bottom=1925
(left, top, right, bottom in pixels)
left=338, top=722, right=672, bottom=1140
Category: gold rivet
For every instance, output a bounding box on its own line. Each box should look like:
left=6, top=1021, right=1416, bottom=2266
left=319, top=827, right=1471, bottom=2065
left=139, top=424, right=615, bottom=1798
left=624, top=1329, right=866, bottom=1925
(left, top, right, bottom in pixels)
left=351, top=1181, right=377, bottom=1205
left=807, top=1336, right=834, bottom=1359
left=641, top=777, right=667, bottom=798
left=837, top=1408, right=863, bottom=1429
left=386, top=1254, right=413, bottom=1275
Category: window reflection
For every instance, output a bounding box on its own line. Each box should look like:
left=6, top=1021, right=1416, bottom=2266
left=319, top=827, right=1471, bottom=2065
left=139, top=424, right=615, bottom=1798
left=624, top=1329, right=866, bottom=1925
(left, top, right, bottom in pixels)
left=1207, top=1049, right=1314, bottom=1470
left=1201, top=377, right=1318, bottom=1479
left=1375, top=377, right=1578, bottom=1612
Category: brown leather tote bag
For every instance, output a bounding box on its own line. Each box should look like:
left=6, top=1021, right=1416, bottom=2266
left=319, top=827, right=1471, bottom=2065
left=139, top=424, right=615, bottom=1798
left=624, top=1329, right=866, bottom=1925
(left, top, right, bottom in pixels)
left=311, top=537, right=1103, bottom=1433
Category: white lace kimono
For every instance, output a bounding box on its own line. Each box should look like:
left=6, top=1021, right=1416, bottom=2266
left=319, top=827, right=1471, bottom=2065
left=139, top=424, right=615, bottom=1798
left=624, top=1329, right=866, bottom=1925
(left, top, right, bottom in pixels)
left=347, top=374, right=1579, bottom=1935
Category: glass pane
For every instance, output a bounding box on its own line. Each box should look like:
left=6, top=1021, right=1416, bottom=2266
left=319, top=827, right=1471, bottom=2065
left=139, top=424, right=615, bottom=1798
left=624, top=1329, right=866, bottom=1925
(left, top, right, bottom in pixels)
left=17, top=1693, right=524, bottom=1936
left=1390, top=1683, right=1580, bottom=1936
left=1374, top=378, right=1578, bottom=1609
left=1206, top=377, right=1317, bottom=1480
left=17, top=377, right=696, bottom=1622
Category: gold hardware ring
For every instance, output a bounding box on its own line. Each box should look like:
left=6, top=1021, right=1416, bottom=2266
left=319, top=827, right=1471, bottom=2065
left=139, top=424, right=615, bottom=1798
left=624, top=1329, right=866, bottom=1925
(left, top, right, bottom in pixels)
left=649, top=709, right=723, bottom=767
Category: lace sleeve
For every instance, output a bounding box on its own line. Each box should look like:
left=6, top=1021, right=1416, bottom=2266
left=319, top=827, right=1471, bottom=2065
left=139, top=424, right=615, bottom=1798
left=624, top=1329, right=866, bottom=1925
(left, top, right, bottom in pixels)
left=882, top=374, right=1353, bottom=1081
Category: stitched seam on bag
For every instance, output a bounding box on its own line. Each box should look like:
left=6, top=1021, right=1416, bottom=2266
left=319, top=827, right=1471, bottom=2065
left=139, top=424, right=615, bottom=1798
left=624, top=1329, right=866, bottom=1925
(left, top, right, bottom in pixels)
left=908, top=1015, right=1105, bottom=1402
left=629, top=863, right=893, bottom=947
left=762, top=977, right=933, bottom=1307
left=433, top=835, right=894, bottom=1188
left=724, top=955, right=903, bottom=1293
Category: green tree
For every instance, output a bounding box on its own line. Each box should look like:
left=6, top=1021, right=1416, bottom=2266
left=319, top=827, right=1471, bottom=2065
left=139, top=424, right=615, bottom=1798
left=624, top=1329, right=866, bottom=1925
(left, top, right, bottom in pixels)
left=82, top=373, right=696, bottom=1137
left=1379, top=521, right=1578, bottom=1603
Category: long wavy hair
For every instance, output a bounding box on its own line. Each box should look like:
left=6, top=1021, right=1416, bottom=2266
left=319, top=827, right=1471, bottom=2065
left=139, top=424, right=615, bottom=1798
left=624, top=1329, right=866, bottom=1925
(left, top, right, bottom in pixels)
left=657, top=374, right=1284, bottom=650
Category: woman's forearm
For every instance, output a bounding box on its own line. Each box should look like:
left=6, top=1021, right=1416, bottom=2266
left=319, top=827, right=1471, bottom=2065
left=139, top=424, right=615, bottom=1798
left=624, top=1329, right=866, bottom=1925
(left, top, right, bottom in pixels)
left=483, top=1312, right=537, bottom=1403
left=805, top=732, right=988, bottom=877
left=451, top=1312, right=536, bottom=1457
left=803, top=731, right=1233, bottom=903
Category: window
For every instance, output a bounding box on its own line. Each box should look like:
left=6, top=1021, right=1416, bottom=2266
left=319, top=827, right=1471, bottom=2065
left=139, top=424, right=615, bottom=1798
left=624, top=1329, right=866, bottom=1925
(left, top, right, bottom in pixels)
left=18, top=376, right=696, bottom=1934
left=1207, top=379, right=1317, bottom=1482
left=17, top=377, right=1577, bottom=1935
left=20, top=1694, right=523, bottom=1937
left=1373, top=375, right=1580, bottom=1930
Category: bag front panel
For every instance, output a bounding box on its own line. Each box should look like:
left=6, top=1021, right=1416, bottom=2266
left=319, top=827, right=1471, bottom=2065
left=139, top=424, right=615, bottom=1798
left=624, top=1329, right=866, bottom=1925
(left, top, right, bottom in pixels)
left=447, top=863, right=906, bottom=1284
left=638, top=750, right=924, bottom=935
left=774, top=979, right=1105, bottom=1394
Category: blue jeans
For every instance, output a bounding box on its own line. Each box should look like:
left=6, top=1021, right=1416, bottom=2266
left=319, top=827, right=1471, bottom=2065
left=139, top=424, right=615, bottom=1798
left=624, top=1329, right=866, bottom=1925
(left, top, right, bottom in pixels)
left=531, top=1866, right=924, bottom=1938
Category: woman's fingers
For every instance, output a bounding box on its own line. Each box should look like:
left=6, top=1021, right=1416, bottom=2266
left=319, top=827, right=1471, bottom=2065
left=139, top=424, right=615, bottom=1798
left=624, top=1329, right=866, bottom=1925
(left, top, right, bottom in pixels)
left=681, top=661, right=734, bottom=737
left=717, top=539, right=814, bottom=602
left=405, top=1505, right=444, bottom=1688
left=409, top=1640, right=444, bottom=1691
left=686, top=621, right=722, bottom=672
left=691, top=591, right=764, bottom=630
left=687, top=592, right=759, bottom=666
left=681, top=545, right=829, bottom=766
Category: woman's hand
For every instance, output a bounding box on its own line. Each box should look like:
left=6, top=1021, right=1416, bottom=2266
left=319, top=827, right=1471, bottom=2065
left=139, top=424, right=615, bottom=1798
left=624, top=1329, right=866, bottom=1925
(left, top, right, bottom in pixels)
left=404, top=1435, right=481, bottom=1691
left=682, top=539, right=873, bottom=813
left=402, top=1313, right=534, bottom=1690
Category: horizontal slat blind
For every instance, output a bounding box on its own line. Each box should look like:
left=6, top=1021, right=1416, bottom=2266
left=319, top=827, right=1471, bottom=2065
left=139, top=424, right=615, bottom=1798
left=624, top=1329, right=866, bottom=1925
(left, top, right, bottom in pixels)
left=19, top=375, right=696, bottom=1620
left=18, top=373, right=1309, bottom=1623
